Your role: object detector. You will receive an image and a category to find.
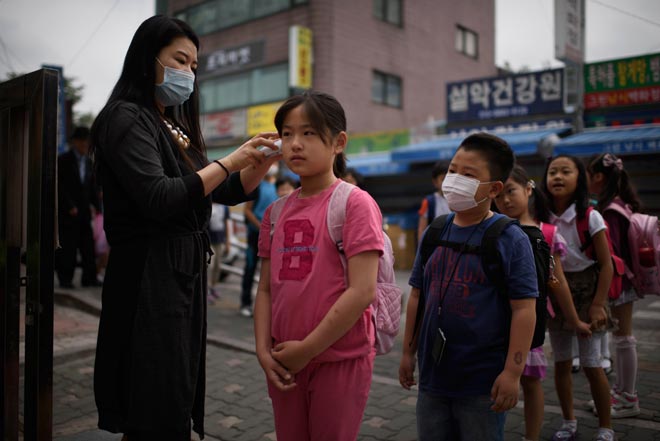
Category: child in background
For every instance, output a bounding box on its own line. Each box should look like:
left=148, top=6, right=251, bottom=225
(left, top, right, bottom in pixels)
left=399, top=133, right=538, bottom=441
left=341, top=167, right=365, bottom=188
left=494, top=165, right=592, bottom=441
left=588, top=153, right=643, bottom=418
left=542, top=155, right=616, bottom=441
left=207, top=202, right=230, bottom=302
left=275, top=175, right=299, bottom=198
left=417, top=161, right=450, bottom=243
left=240, top=166, right=278, bottom=317
left=254, top=91, right=384, bottom=441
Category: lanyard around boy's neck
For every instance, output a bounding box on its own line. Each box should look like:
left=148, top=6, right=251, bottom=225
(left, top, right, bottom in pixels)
left=437, top=212, right=490, bottom=318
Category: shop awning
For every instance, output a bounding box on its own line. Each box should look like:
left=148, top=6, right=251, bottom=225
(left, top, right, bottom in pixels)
left=346, top=152, right=409, bottom=176
left=497, top=127, right=571, bottom=157
left=391, top=128, right=570, bottom=164
left=390, top=135, right=464, bottom=164
left=554, top=124, right=660, bottom=156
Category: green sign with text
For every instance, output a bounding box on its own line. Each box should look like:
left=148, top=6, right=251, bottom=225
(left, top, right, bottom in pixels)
left=346, top=129, right=410, bottom=155
left=584, top=52, right=660, bottom=93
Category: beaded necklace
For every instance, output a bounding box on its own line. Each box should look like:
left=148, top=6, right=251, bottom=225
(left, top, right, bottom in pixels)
left=162, top=118, right=191, bottom=149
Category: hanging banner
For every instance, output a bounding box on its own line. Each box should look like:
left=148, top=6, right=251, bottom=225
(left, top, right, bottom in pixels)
left=289, top=25, right=313, bottom=89
left=554, top=0, right=585, bottom=65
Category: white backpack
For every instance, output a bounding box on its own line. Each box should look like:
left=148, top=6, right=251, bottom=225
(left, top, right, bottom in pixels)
left=269, top=180, right=402, bottom=355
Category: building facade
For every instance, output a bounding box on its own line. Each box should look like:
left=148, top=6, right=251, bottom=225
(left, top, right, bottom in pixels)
left=164, top=0, right=496, bottom=155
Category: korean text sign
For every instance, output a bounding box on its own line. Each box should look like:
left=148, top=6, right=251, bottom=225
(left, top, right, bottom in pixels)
left=446, top=69, right=564, bottom=122
left=584, top=53, right=660, bottom=109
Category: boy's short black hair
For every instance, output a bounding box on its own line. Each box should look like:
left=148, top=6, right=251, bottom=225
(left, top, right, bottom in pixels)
left=431, top=161, right=448, bottom=179
left=458, top=132, right=514, bottom=182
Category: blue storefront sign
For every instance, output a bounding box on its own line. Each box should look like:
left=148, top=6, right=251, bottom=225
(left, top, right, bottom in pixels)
left=446, top=68, right=565, bottom=122
left=447, top=118, right=572, bottom=137
left=554, top=125, right=660, bottom=156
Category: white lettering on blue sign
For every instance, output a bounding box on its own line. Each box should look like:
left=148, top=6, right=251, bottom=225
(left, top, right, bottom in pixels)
left=515, top=75, right=537, bottom=105
left=492, top=78, right=513, bottom=106
left=449, top=84, right=469, bottom=112
left=470, top=81, right=491, bottom=108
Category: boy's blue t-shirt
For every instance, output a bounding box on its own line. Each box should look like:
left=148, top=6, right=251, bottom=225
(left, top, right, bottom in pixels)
left=409, top=213, right=538, bottom=397
left=249, top=180, right=277, bottom=232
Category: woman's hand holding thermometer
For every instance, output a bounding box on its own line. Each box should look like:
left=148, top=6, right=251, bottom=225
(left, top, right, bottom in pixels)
left=258, top=139, right=282, bottom=157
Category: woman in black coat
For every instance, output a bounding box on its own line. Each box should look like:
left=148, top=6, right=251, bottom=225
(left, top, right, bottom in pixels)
left=90, top=16, right=281, bottom=441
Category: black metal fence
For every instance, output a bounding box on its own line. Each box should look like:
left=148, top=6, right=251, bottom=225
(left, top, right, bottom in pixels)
left=1, top=69, right=58, bottom=441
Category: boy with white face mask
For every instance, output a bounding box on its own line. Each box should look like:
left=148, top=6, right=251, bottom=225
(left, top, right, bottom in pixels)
left=399, top=133, right=539, bottom=441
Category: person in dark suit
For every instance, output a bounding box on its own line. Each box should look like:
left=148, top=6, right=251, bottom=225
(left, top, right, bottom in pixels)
left=56, top=126, right=102, bottom=288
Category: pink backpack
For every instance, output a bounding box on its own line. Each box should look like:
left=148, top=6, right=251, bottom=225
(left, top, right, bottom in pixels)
left=605, top=203, right=660, bottom=297
left=269, top=180, right=402, bottom=355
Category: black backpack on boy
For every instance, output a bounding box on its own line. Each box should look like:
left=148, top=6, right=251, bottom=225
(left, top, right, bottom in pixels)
left=413, top=213, right=550, bottom=350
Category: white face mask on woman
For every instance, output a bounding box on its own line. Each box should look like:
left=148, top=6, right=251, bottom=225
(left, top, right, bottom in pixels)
left=441, top=173, right=493, bottom=212
left=155, top=58, right=195, bottom=107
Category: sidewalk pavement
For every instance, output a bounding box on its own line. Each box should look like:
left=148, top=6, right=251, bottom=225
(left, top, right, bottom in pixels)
left=43, top=269, right=660, bottom=441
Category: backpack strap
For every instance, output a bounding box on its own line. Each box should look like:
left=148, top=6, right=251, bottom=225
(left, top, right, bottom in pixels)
left=576, top=206, right=594, bottom=254
left=604, top=201, right=633, bottom=219
left=411, top=213, right=514, bottom=344
left=540, top=222, right=557, bottom=252
left=326, top=180, right=357, bottom=274
left=480, top=216, right=517, bottom=297
left=419, top=213, right=453, bottom=269
left=269, top=193, right=293, bottom=241
left=426, top=194, right=436, bottom=225
left=411, top=213, right=452, bottom=344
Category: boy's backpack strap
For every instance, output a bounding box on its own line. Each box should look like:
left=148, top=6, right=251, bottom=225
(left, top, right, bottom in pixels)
left=420, top=213, right=454, bottom=269
left=426, top=194, right=436, bottom=225
left=412, top=213, right=452, bottom=344
left=411, top=213, right=514, bottom=345
left=269, top=194, right=292, bottom=240
left=480, top=215, right=517, bottom=296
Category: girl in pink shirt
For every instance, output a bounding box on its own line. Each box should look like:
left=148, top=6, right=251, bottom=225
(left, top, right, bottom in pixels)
left=254, top=91, right=384, bottom=441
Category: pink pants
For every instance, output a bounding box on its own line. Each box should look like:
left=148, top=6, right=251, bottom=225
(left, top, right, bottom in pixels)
left=268, top=352, right=375, bottom=441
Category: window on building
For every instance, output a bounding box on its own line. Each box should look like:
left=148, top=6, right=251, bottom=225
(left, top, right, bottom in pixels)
left=218, top=0, right=251, bottom=29
left=372, top=71, right=402, bottom=107
left=455, top=25, right=478, bottom=59
left=254, top=0, right=290, bottom=18
left=251, top=64, right=289, bottom=103
left=177, top=0, right=309, bottom=36
left=200, top=63, right=289, bottom=113
left=373, top=0, right=402, bottom=26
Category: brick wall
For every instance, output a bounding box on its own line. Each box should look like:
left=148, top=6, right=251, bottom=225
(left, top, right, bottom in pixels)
left=168, top=0, right=496, bottom=135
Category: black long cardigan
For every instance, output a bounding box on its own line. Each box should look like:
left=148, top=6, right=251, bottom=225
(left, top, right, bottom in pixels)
left=92, top=101, right=252, bottom=438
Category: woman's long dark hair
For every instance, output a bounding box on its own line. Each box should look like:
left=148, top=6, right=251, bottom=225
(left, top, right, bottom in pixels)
left=274, top=91, right=348, bottom=178
left=91, top=15, right=204, bottom=164
left=587, top=153, right=641, bottom=213
left=508, top=165, right=551, bottom=223
left=541, top=154, right=590, bottom=219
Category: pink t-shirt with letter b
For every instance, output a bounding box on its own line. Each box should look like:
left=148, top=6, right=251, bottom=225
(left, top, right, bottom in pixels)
left=258, top=179, right=384, bottom=362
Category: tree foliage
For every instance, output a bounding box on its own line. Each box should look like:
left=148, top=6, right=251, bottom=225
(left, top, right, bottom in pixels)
left=4, top=71, right=94, bottom=125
